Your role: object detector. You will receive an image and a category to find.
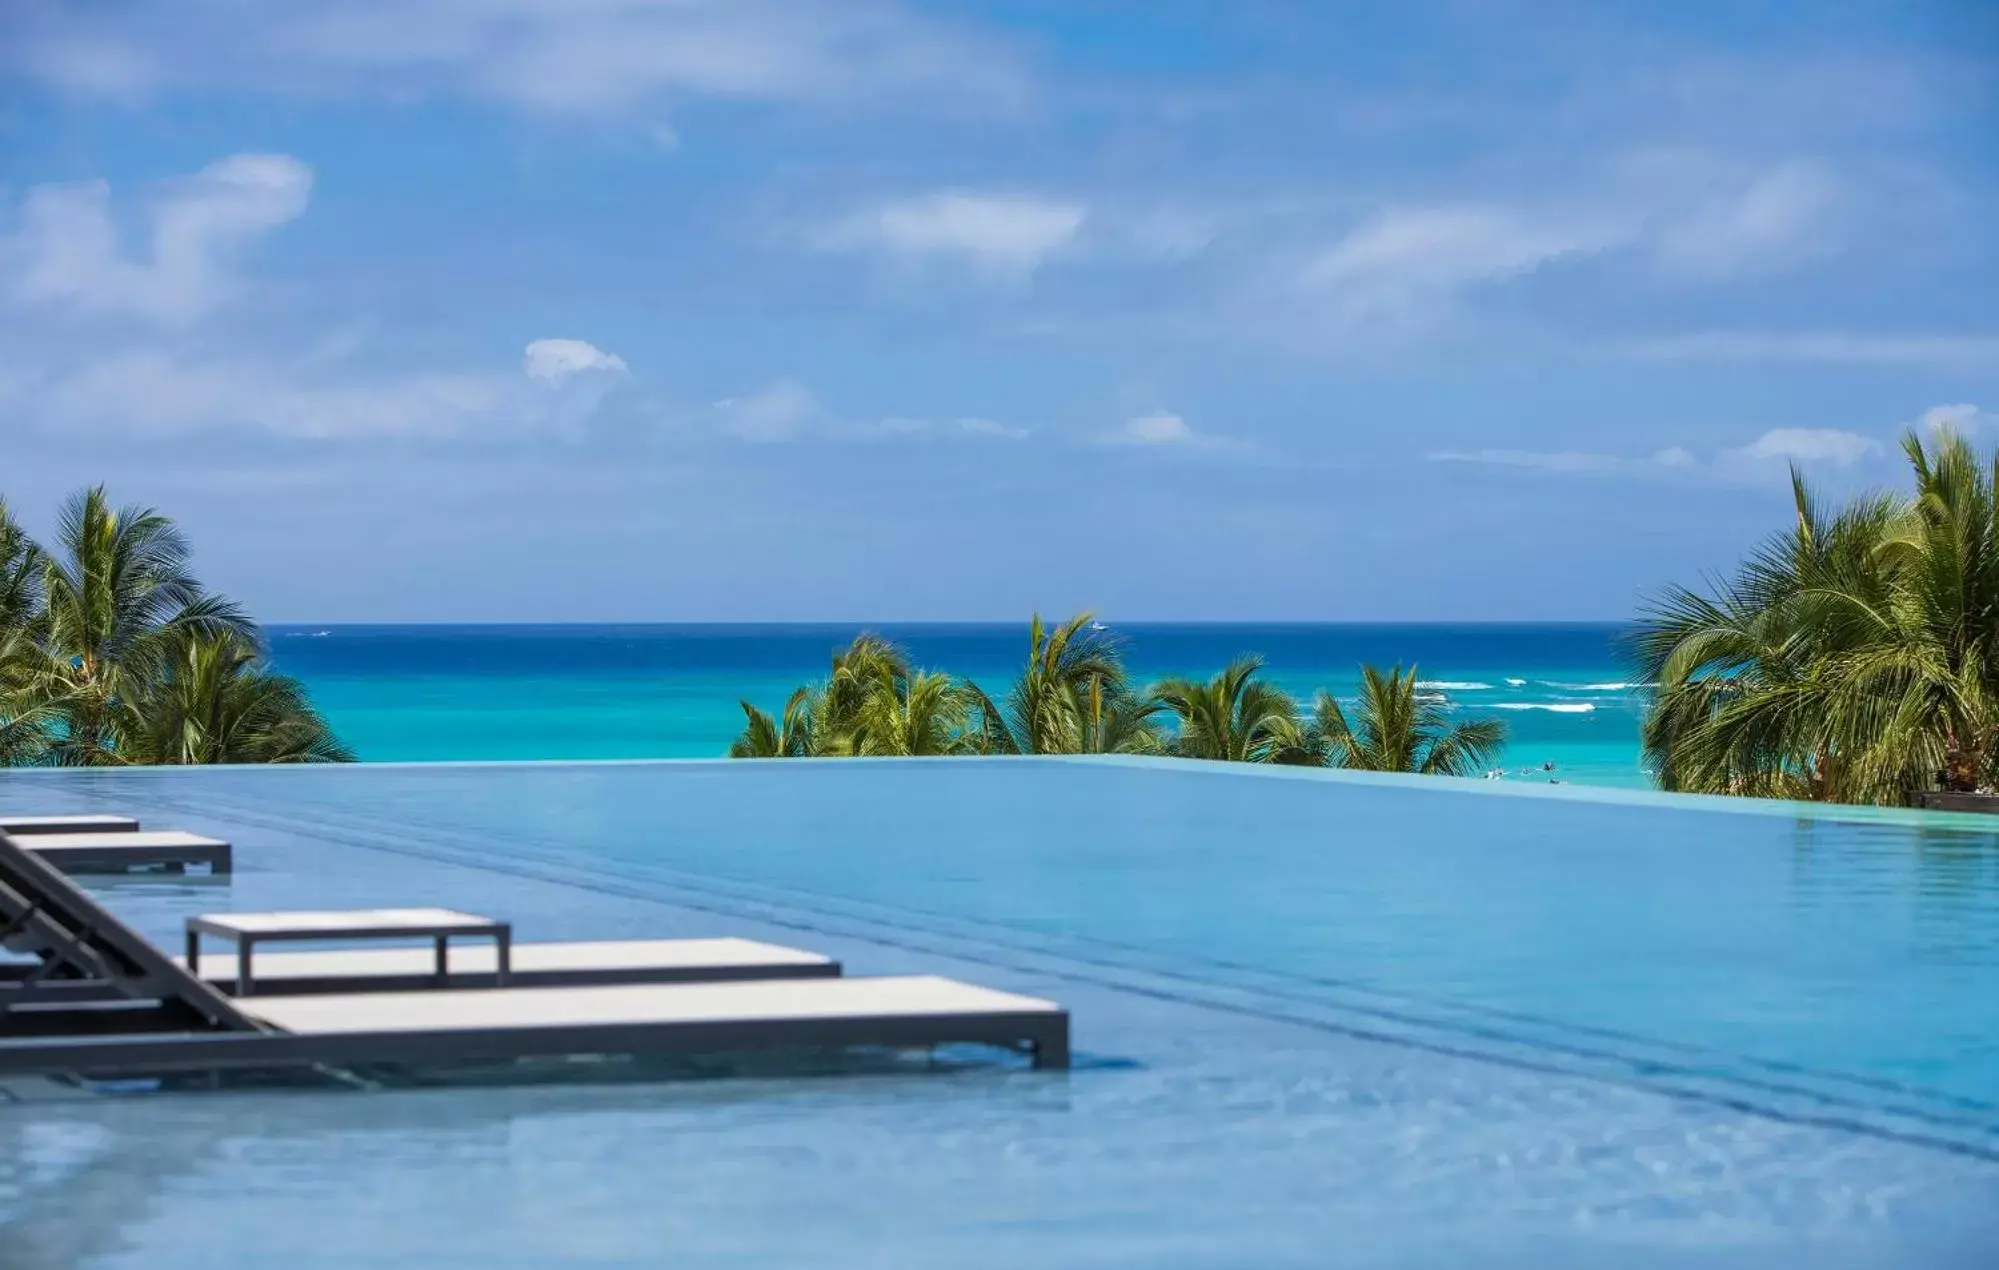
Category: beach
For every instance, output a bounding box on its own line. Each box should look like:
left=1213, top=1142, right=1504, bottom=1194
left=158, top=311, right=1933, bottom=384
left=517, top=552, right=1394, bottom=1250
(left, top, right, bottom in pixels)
left=266, top=623, right=1649, bottom=787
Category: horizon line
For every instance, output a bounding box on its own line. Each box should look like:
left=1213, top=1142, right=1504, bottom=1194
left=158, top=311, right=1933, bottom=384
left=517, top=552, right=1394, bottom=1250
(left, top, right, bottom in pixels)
left=260, top=617, right=1638, bottom=629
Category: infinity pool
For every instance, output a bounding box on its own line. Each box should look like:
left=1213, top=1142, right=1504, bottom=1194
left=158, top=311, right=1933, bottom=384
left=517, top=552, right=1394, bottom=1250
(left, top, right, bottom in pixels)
left=3, top=759, right=1996, bottom=1267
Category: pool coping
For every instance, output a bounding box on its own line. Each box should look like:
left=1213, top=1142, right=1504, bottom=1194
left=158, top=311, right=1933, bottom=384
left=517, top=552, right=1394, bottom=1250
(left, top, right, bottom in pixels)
left=5, top=753, right=1998, bottom=834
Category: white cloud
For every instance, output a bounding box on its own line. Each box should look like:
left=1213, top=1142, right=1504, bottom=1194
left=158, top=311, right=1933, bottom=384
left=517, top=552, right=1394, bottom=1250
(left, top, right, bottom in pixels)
left=1298, top=205, right=1615, bottom=329
left=1431, top=432, right=1876, bottom=480
left=523, top=338, right=628, bottom=384
left=1725, top=428, right=1878, bottom=466
left=1617, top=331, right=1999, bottom=367
left=18, top=34, right=158, bottom=102
left=9, top=0, right=1026, bottom=117
left=1099, top=411, right=1246, bottom=452
left=1270, top=157, right=1864, bottom=346
left=1307, top=208, right=1595, bottom=291
left=4, top=334, right=643, bottom=441
left=1114, top=412, right=1197, bottom=446
left=714, top=380, right=817, bottom=442
left=16, top=349, right=507, bottom=439
left=820, top=191, right=1087, bottom=279
left=2, top=153, right=312, bottom=325
left=711, top=385, right=1030, bottom=445
left=1913, top=403, right=1992, bottom=436
left=1647, top=160, right=1842, bottom=279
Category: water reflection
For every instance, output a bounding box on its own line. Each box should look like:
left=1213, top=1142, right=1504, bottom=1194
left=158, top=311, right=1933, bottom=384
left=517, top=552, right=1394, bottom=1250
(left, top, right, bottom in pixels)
left=3, top=1065, right=1071, bottom=1270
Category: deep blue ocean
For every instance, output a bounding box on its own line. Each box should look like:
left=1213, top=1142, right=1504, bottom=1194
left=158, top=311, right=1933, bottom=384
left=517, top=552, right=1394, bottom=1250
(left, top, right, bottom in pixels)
left=265, top=623, right=1649, bottom=788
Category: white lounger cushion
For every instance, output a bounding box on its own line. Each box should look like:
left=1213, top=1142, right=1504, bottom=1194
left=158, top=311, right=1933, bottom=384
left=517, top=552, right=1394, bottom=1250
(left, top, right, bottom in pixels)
left=23, top=831, right=224, bottom=852
left=243, top=974, right=1060, bottom=1036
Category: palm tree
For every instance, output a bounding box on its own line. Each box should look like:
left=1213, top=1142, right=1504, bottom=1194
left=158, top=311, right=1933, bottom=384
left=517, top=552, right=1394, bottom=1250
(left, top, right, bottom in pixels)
left=27, top=487, right=255, bottom=764
left=815, top=633, right=912, bottom=755
left=0, top=497, right=39, bottom=634
left=1312, top=664, right=1505, bottom=776
left=1634, top=426, right=1999, bottom=804
left=1155, top=655, right=1314, bottom=763
left=729, top=687, right=819, bottom=758
left=1632, top=470, right=1897, bottom=799
left=1843, top=430, right=1999, bottom=794
left=125, top=632, right=353, bottom=764
left=0, top=487, right=350, bottom=769
left=0, top=499, right=53, bottom=764
left=969, top=612, right=1163, bottom=755
left=849, top=669, right=977, bottom=756
left=729, top=634, right=928, bottom=758
left=1079, top=676, right=1169, bottom=756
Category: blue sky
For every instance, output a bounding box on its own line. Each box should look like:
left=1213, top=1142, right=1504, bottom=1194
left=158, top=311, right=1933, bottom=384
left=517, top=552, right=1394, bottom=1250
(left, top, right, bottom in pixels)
left=2, top=1, right=1996, bottom=622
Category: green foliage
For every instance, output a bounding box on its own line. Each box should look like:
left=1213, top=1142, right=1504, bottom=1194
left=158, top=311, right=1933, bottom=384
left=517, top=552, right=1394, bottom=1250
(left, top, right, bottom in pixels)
left=0, top=487, right=350, bottom=767
left=727, top=634, right=922, bottom=758
left=125, top=632, right=355, bottom=764
left=727, top=617, right=1509, bottom=777
left=729, top=617, right=1171, bottom=760
left=728, top=687, right=818, bottom=758
left=1634, top=427, right=1999, bottom=804
left=0, top=500, right=51, bottom=765
left=819, top=633, right=912, bottom=752
left=850, top=669, right=979, bottom=756
left=974, top=612, right=1164, bottom=756
left=1311, top=664, right=1505, bottom=776
left=1154, top=655, right=1316, bottom=764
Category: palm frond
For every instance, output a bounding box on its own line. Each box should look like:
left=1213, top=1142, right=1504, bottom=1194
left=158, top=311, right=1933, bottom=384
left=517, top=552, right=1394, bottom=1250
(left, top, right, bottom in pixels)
left=1313, top=664, right=1506, bottom=777
left=1633, top=424, right=1999, bottom=803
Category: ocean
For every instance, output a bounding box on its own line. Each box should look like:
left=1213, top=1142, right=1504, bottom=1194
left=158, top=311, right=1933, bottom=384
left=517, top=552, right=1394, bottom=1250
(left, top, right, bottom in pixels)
left=265, top=623, right=1650, bottom=788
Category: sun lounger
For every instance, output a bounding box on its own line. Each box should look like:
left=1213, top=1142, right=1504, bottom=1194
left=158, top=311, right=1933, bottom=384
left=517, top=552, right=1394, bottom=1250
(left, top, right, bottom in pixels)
left=0, top=830, right=260, bottom=1034
left=20, top=830, right=231, bottom=875
left=0, top=976, right=1070, bottom=1077
left=2, top=937, right=842, bottom=998
left=0, top=815, right=141, bottom=836
left=175, top=937, right=842, bottom=995
left=0, top=831, right=1069, bottom=1081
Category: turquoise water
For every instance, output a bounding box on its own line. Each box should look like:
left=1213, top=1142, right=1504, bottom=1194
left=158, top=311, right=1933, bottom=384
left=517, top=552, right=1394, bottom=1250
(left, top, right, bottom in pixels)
left=270, top=623, right=1650, bottom=787
left=2, top=760, right=1995, bottom=1265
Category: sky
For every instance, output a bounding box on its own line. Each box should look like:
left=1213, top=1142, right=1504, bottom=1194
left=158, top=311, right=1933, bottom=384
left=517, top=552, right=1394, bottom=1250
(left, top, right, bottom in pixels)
left=2, top=0, right=1997, bottom=623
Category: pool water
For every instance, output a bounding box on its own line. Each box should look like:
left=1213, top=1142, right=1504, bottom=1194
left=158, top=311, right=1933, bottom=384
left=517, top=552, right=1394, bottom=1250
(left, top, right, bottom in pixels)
left=2, top=758, right=1996, bottom=1267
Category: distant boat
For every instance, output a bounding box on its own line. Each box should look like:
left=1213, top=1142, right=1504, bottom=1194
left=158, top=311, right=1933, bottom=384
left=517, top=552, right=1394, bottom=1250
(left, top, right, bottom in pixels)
left=1090, top=621, right=1108, bottom=631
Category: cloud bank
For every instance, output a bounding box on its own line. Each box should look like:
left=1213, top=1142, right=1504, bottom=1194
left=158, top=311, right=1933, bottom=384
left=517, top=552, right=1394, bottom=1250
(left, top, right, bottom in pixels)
left=2, top=153, right=312, bottom=325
